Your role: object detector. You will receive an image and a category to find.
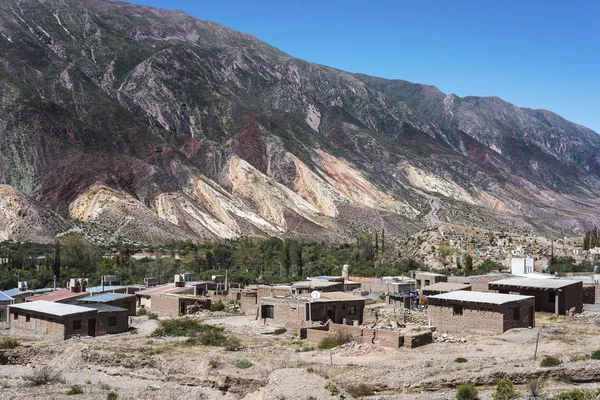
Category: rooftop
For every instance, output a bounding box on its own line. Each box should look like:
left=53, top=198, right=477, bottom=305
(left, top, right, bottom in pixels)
left=293, top=281, right=342, bottom=288
left=415, top=272, right=447, bottom=277
left=428, top=291, right=533, bottom=305
left=2, top=288, right=31, bottom=297
left=79, top=303, right=128, bottom=313
left=136, top=283, right=190, bottom=296
left=27, top=289, right=89, bottom=302
left=422, top=282, right=471, bottom=292
left=79, top=293, right=134, bottom=303
left=313, top=291, right=365, bottom=302
left=0, top=291, right=14, bottom=302
left=490, top=278, right=581, bottom=290
left=9, top=300, right=97, bottom=316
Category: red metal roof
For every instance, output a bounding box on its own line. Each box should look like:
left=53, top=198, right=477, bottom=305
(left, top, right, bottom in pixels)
left=27, top=289, right=89, bottom=302
left=136, top=283, right=189, bottom=297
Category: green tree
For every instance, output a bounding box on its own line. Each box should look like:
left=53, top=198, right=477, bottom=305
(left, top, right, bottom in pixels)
left=52, top=239, right=61, bottom=279
left=281, top=240, right=291, bottom=278
left=464, top=254, right=473, bottom=275
left=59, top=234, right=100, bottom=278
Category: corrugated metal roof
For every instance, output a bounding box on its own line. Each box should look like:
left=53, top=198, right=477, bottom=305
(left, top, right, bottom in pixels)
left=79, top=293, right=133, bottom=303
left=9, top=300, right=96, bottom=316
left=3, top=288, right=31, bottom=297
left=428, top=291, right=533, bottom=305
left=85, top=285, right=125, bottom=294
left=27, top=289, right=89, bottom=302
left=490, top=278, right=580, bottom=289
left=422, top=282, right=471, bottom=292
left=79, top=303, right=128, bottom=313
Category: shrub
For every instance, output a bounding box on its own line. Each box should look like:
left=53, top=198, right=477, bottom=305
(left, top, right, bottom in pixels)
left=210, top=301, right=226, bottom=312
left=527, top=379, right=545, bottom=398
left=591, top=349, right=600, bottom=360
left=136, top=308, right=147, bottom=316
left=317, top=331, right=353, bottom=350
left=147, top=313, right=159, bottom=320
left=106, top=392, right=118, bottom=400
left=492, top=378, right=520, bottom=400
left=346, top=383, right=375, bottom=397
left=454, top=357, right=468, bottom=363
left=456, top=384, right=478, bottom=400
left=0, top=338, right=20, bottom=349
left=325, top=382, right=339, bottom=396
left=208, top=359, right=219, bottom=369
left=540, top=355, right=561, bottom=367
left=23, top=366, right=65, bottom=386
left=235, top=358, right=252, bottom=369
left=67, top=385, right=84, bottom=395
left=301, top=345, right=316, bottom=352
left=153, top=318, right=241, bottom=349
left=273, top=327, right=287, bottom=335
left=554, top=389, right=587, bottom=400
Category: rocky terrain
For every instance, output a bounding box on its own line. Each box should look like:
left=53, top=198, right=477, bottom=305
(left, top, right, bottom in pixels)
left=0, top=0, right=599, bottom=244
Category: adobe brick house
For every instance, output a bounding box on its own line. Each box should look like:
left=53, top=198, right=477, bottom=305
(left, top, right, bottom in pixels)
left=79, top=293, right=136, bottom=317
left=135, top=283, right=192, bottom=309
left=489, top=278, right=583, bottom=315
left=422, top=282, right=471, bottom=296
left=8, top=301, right=100, bottom=340
left=150, top=294, right=211, bottom=317
left=413, top=272, right=447, bottom=290
left=292, top=281, right=344, bottom=294
left=360, top=278, right=414, bottom=295
left=447, top=274, right=513, bottom=293
left=259, top=292, right=365, bottom=330
left=79, top=303, right=130, bottom=336
left=428, top=291, right=535, bottom=334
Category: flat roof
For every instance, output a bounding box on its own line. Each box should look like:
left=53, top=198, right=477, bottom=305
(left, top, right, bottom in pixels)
left=422, top=282, right=471, bottom=292
left=293, top=281, right=341, bottom=288
left=9, top=300, right=97, bottom=316
left=3, top=288, right=31, bottom=297
left=415, top=272, right=446, bottom=277
left=137, top=283, right=189, bottom=296
left=27, top=289, right=89, bottom=302
left=0, top=291, right=13, bottom=302
left=79, top=293, right=134, bottom=303
left=314, top=292, right=366, bottom=302
left=489, top=278, right=580, bottom=290
left=79, top=303, right=128, bottom=313
left=428, top=291, right=533, bottom=305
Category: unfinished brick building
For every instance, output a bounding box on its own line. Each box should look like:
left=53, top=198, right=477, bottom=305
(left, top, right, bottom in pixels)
left=413, top=272, right=447, bottom=289
left=9, top=301, right=100, bottom=340
left=79, top=304, right=130, bottom=336
left=422, top=282, right=471, bottom=296
left=259, top=292, right=365, bottom=330
left=428, top=291, right=535, bottom=334
left=489, top=278, right=583, bottom=315
left=150, top=294, right=211, bottom=317
left=79, top=293, right=136, bottom=317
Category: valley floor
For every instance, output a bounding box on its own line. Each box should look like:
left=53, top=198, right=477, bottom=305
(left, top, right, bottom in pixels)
left=0, top=310, right=599, bottom=399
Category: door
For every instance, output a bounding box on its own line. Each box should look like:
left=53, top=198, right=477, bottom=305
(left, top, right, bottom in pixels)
left=180, top=301, right=186, bottom=315
left=528, top=306, right=534, bottom=328
left=88, top=318, right=96, bottom=337
left=326, top=306, right=335, bottom=322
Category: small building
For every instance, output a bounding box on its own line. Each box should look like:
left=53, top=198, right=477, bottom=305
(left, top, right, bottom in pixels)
left=511, top=258, right=535, bottom=275
left=0, top=291, right=14, bottom=321
left=489, top=278, right=583, bottom=315
left=8, top=301, right=99, bottom=340
left=422, top=282, right=471, bottom=296
left=135, top=283, right=192, bottom=309
left=2, top=287, right=54, bottom=304
left=428, top=291, right=535, bottom=334
left=78, top=304, right=130, bottom=336
left=292, top=281, right=344, bottom=294
left=259, top=292, right=365, bottom=330
left=150, top=294, right=211, bottom=317
left=79, top=293, right=136, bottom=317
left=412, top=272, right=447, bottom=289
left=360, top=278, right=414, bottom=295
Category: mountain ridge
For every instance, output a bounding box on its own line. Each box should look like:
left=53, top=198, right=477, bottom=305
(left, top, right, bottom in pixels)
left=0, top=0, right=598, bottom=244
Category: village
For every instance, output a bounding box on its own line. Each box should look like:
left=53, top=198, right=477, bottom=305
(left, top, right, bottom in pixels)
left=0, top=252, right=599, bottom=399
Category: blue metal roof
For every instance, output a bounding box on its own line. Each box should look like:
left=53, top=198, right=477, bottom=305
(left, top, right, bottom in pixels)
left=79, top=303, right=128, bottom=313
left=85, top=285, right=126, bottom=294
left=79, top=293, right=132, bottom=303
left=3, top=288, right=30, bottom=297
left=0, top=291, right=13, bottom=302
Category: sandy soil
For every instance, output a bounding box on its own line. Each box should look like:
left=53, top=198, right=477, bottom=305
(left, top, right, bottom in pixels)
left=0, top=311, right=598, bottom=399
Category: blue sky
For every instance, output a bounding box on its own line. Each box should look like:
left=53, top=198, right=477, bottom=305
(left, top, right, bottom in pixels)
left=125, top=0, right=600, bottom=133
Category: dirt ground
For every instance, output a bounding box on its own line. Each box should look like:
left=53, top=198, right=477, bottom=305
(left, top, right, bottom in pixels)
left=0, top=309, right=599, bottom=399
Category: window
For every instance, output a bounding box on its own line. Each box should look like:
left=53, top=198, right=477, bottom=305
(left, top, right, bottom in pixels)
left=348, top=306, right=357, bottom=316
left=108, top=316, right=117, bottom=326
left=453, top=306, right=463, bottom=316
left=261, top=305, right=274, bottom=319
left=25, top=314, right=30, bottom=322
left=73, top=320, right=82, bottom=330
left=513, top=308, right=521, bottom=320
left=549, top=292, right=556, bottom=303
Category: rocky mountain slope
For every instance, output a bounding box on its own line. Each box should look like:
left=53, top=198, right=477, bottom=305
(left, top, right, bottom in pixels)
left=0, top=0, right=598, bottom=244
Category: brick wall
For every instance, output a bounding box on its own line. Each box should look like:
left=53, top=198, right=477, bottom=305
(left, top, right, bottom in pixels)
left=95, top=310, right=129, bottom=336
left=414, top=274, right=447, bottom=289
left=404, top=331, right=432, bottom=348
left=428, top=297, right=534, bottom=334
left=107, top=297, right=136, bottom=317
left=360, top=282, right=412, bottom=294
left=10, top=309, right=98, bottom=340
left=564, top=282, right=583, bottom=313
left=583, top=285, right=596, bottom=304
left=305, top=323, right=405, bottom=349
left=240, top=294, right=257, bottom=313
left=150, top=294, right=180, bottom=317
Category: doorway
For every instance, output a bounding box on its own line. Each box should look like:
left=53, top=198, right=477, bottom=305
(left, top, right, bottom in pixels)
left=88, top=318, right=96, bottom=337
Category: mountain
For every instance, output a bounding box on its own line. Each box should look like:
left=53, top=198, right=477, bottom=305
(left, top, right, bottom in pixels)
left=0, top=0, right=598, bottom=244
